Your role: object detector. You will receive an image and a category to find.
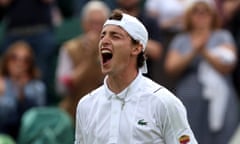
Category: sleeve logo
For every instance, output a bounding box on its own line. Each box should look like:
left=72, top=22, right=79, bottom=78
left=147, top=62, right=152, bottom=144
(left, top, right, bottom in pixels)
left=179, top=135, right=190, bottom=144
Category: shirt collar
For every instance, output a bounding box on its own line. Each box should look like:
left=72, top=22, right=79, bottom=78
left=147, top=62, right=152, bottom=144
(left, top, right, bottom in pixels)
left=104, top=72, right=143, bottom=100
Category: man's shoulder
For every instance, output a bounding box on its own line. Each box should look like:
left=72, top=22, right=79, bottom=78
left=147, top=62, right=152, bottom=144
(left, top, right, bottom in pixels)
left=141, top=76, right=162, bottom=92
left=141, top=76, right=174, bottom=100
left=153, top=87, right=182, bottom=106
left=142, top=76, right=184, bottom=110
left=78, top=85, right=104, bottom=105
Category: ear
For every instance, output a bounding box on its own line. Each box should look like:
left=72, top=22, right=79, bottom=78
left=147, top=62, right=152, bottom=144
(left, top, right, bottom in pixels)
left=131, top=44, right=143, bottom=56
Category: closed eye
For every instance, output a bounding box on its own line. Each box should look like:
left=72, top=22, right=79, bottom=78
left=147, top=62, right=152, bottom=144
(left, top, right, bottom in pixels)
left=100, top=31, right=125, bottom=40
left=100, top=33, right=105, bottom=40
left=112, top=34, right=121, bottom=40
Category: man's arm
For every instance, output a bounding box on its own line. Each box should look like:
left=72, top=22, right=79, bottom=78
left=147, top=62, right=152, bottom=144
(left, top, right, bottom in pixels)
left=156, top=89, right=198, bottom=144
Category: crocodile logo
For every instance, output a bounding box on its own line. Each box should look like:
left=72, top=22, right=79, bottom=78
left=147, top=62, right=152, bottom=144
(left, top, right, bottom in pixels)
left=137, top=119, right=148, bottom=126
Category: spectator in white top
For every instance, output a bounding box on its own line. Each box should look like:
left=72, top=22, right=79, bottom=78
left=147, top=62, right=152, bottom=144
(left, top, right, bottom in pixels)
left=145, top=0, right=192, bottom=33
left=75, top=9, right=198, bottom=144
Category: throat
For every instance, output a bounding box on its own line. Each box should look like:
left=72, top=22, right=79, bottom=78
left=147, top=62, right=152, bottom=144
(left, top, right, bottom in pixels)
left=107, top=70, right=138, bottom=94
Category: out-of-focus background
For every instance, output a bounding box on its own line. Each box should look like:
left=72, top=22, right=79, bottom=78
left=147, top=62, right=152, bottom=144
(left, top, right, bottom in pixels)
left=0, top=0, right=239, bottom=143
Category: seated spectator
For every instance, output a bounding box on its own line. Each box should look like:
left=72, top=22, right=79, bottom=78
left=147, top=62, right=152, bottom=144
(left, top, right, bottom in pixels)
left=55, top=1, right=110, bottom=120
left=0, top=41, right=46, bottom=139
left=145, top=0, right=187, bottom=31
left=72, top=0, right=116, bottom=16
left=144, top=0, right=197, bottom=90
left=165, top=1, right=239, bottom=143
left=0, top=0, right=57, bottom=104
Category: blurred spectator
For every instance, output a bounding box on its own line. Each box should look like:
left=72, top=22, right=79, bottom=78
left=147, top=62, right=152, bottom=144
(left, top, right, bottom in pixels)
left=145, top=0, right=187, bottom=31
left=165, top=1, right=239, bottom=143
left=55, top=1, right=109, bottom=120
left=221, top=0, right=240, bottom=23
left=0, top=41, right=46, bottom=139
left=116, top=0, right=162, bottom=80
left=214, top=0, right=224, bottom=17
left=222, top=0, right=240, bottom=97
left=73, top=0, right=116, bottom=17
left=144, top=0, right=192, bottom=90
left=0, top=0, right=57, bottom=103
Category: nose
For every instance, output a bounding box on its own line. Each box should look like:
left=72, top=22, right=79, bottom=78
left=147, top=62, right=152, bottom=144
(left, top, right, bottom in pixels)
left=100, top=34, right=111, bottom=47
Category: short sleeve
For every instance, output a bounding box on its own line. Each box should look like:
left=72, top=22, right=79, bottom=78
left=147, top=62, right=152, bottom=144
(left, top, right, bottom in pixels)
left=217, top=30, right=235, bottom=45
left=155, top=89, right=198, bottom=144
left=208, top=30, right=236, bottom=49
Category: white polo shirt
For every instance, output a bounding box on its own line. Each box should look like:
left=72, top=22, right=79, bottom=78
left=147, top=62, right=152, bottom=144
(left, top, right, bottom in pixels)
left=75, top=72, right=198, bottom=144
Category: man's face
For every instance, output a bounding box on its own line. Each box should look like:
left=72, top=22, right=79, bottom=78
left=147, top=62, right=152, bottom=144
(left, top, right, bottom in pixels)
left=99, top=25, right=138, bottom=75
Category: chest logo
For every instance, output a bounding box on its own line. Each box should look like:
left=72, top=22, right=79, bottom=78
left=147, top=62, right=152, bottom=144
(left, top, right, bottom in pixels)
left=179, top=135, right=190, bottom=144
left=137, top=119, right=148, bottom=126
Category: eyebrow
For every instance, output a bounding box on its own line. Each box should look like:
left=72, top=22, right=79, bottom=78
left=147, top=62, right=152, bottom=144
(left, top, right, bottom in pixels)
left=101, top=30, right=126, bottom=37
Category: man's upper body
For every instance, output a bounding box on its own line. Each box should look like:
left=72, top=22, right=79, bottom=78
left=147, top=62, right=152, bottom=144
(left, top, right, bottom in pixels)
left=75, top=9, right=197, bottom=144
left=75, top=72, right=198, bottom=144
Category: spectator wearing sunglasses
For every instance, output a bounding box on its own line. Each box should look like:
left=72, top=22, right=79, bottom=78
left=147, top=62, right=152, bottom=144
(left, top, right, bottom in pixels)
left=0, top=41, right=46, bottom=140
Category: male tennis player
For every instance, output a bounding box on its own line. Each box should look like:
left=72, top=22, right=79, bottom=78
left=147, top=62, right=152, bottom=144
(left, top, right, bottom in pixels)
left=75, top=9, right=198, bottom=144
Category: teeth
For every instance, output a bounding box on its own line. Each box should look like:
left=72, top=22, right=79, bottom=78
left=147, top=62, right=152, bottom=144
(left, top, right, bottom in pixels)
left=101, top=50, right=112, bottom=54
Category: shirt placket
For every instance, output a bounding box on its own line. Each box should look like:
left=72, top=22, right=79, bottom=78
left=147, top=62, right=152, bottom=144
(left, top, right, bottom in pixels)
left=109, top=95, right=123, bottom=144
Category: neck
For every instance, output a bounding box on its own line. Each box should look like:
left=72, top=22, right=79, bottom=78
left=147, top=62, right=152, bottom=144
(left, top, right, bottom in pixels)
left=107, top=68, right=138, bottom=94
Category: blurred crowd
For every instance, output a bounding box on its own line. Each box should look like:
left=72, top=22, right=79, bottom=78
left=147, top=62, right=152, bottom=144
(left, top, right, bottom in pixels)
left=0, top=0, right=239, bottom=143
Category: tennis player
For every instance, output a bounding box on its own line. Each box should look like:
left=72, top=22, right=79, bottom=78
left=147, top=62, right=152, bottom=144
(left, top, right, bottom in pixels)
left=75, top=9, right=198, bottom=144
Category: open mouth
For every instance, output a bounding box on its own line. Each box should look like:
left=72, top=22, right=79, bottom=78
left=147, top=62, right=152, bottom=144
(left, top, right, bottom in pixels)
left=101, top=49, right=113, bottom=64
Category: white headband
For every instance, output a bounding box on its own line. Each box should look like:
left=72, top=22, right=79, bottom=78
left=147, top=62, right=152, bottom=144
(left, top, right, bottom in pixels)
left=103, top=13, right=148, bottom=73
